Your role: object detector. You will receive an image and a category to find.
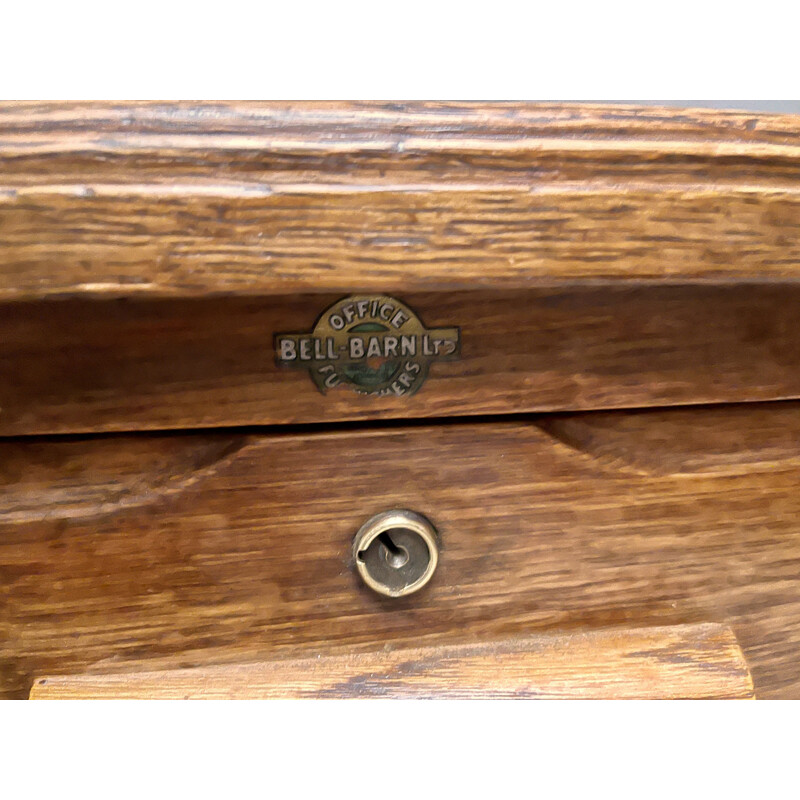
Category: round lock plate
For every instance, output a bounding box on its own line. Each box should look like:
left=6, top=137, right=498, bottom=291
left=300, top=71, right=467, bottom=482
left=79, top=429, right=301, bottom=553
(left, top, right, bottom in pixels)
left=353, top=509, right=439, bottom=598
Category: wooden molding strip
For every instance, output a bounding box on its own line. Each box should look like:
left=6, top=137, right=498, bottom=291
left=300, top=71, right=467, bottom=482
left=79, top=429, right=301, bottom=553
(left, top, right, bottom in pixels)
left=2, top=103, right=800, bottom=303
left=29, top=624, right=754, bottom=700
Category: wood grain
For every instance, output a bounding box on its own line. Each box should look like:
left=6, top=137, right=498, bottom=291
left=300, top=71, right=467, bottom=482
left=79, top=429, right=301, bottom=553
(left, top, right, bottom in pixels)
left=3, top=186, right=800, bottom=300
left=3, top=101, right=800, bottom=295
left=3, top=402, right=800, bottom=699
left=2, top=103, right=800, bottom=432
left=0, top=433, right=247, bottom=523
left=3, top=104, right=800, bottom=699
left=28, top=624, right=755, bottom=700
left=7, top=284, right=800, bottom=434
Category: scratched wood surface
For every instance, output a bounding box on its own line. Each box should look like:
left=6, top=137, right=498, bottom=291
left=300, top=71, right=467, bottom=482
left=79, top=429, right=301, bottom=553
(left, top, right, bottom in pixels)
left=2, top=103, right=800, bottom=433
left=2, top=102, right=800, bottom=299
left=3, top=402, right=800, bottom=699
left=29, top=624, right=755, bottom=700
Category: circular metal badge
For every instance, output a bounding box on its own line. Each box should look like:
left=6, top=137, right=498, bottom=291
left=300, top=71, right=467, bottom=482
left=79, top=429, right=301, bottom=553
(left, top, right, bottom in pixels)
left=353, top=509, right=439, bottom=598
left=274, top=294, right=460, bottom=398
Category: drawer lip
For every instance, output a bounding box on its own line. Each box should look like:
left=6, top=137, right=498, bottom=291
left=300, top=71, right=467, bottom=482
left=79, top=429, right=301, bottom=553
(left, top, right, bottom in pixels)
left=28, top=623, right=756, bottom=700
left=3, top=399, right=800, bottom=525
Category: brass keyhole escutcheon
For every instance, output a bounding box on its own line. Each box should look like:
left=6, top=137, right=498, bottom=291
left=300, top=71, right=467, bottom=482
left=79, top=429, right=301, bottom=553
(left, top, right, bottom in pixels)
left=353, top=509, right=439, bottom=598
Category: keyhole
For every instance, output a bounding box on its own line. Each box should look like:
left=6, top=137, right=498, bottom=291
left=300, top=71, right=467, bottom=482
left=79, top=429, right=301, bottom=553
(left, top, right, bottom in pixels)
left=378, top=532, right=409, bottom=569
left=353, top=509, right=439, bottom=598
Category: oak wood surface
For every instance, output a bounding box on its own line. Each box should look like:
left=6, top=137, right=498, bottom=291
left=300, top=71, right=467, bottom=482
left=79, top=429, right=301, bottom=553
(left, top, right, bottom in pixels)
left=28, top=624, right=754, bottom=700
left=3, top=104, right=800, bottom=699
left=2, top=100, right=800, bottom=300
left=2, top=103, right=800, bottom=433
left=0, top=103, right=800, bottom=436
left=7, top=284, right=800, bottom=435
left=3, top=402, right=800, bottom=699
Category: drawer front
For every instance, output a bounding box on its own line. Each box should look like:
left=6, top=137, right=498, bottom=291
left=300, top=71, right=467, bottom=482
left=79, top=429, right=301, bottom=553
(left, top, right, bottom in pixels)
left=3, top=403, right=800, bottom=698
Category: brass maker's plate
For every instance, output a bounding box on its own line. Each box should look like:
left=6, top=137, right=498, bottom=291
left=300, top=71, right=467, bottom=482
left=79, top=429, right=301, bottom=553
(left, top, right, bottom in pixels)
left=275, top=295, right=460, bottom=397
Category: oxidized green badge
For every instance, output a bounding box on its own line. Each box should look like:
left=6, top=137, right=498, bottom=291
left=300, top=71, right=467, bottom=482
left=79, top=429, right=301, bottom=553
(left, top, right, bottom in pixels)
left=275, top=295, right=460, bottom=397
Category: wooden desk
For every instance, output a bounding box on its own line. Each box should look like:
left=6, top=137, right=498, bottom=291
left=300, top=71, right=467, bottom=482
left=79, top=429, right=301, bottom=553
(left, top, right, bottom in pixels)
left=2, top=103, right=800, bottom=698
